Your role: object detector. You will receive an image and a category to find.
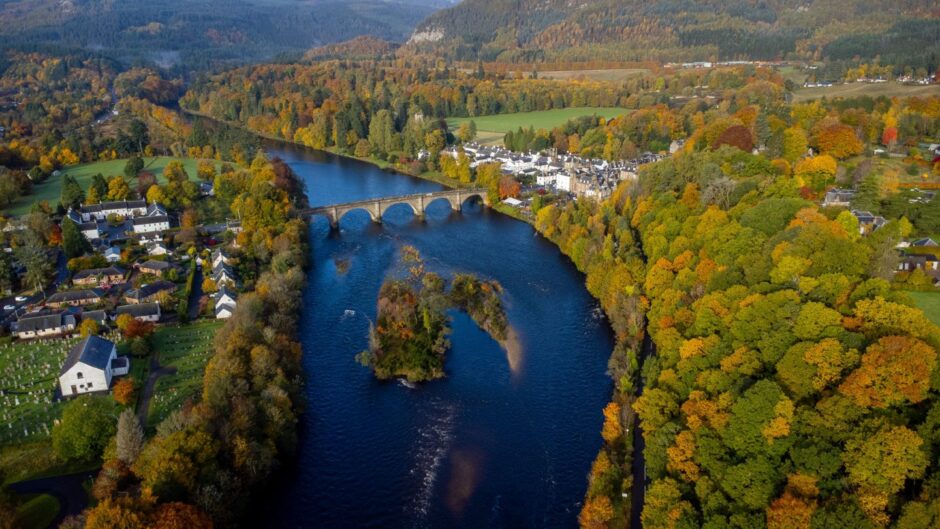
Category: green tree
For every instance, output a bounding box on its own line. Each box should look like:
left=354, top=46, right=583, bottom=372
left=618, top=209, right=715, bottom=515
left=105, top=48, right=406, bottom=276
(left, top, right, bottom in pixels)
left=52, top=396, right=117, bottom=461
left=124, top=156, right=144, bottom=179
left=59, top=175, right=84, bottom=209
left=62, top=217, right=91, bottom=259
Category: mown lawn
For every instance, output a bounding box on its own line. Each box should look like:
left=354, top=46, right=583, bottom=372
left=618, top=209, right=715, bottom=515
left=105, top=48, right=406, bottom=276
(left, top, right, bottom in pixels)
left=793, top=81, right=940, bottom=102
left=2, top=156, right=218, bottom=217
left=147, top=320, right=223, bottom=427
left=447, top=107, right=631, bottom=145
left=910, top=291, right=940, bottom=327
left=15, top=493, right=59, bottom=529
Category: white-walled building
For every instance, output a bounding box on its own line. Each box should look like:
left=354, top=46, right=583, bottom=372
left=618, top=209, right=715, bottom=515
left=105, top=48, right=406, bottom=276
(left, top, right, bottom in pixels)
left=59, top=335, right=128, bottom=397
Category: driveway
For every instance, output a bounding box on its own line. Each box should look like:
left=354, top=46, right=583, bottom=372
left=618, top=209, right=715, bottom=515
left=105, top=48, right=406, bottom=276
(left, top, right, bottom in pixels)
left=9, top=470, right=95, bottom=528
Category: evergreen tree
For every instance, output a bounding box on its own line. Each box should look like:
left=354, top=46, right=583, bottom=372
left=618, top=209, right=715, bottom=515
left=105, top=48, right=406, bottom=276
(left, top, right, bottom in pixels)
left=59, top=175, right=84, bottom=209
left=123, top=156, right=144, bottom=179
left=62, top=218, right=91, bottom=259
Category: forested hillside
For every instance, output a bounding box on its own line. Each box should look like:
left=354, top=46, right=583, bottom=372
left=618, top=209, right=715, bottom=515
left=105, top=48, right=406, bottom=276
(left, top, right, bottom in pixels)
left=406, top=0, right=940, bottom=67
left=0, top=0, right=447, bottom=69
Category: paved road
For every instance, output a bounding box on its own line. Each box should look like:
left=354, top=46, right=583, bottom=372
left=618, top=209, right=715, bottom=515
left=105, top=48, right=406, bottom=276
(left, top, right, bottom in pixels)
left=9, top=470, right=95, bottom=528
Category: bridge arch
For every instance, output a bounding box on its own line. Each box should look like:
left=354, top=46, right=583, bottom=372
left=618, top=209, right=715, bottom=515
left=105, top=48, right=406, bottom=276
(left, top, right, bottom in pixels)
left=379, top=200, right=420, bottom=220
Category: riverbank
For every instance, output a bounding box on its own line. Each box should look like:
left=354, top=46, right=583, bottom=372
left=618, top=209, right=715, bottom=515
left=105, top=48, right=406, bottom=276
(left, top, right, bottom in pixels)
left=183, top=109, right=468, bottom=191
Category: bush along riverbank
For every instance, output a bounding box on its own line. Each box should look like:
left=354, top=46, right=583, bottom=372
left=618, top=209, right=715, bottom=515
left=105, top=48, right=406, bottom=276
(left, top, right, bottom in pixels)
left=534, top=184, right=649, bottom=528
left=70, top=154, right=311, bottom=528
left=358, top=246, right=511, bottom=383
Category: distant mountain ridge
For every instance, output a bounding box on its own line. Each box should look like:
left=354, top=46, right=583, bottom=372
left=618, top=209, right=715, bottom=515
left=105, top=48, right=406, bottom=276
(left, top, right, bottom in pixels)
left=0, top=0, right=450, bottom=69
left=406, top=0, right=940, bottom=67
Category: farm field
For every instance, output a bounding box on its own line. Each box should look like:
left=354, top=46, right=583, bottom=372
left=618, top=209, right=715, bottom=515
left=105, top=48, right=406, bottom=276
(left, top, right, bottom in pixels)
left=448, top=107, right=631, bottom=145
left=147, top=320, right=223, bottom=427
left=910, top=291, right=940, bottom=327
left=1, top=156, right=218, bottom=217
left=793, top=81, right=939, bottom=102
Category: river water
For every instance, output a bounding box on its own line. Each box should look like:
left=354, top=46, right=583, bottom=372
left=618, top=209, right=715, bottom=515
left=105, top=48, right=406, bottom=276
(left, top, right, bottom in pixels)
left=259, top=144, right=616, bottom=529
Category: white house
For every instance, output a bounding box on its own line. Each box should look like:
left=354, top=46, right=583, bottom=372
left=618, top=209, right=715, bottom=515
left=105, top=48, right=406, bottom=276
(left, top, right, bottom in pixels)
left=115, top=302, right=162, bottom=323
left=147, top=242, right=169, bottom=256
left=58, top=335, right=128, bottom=397
left=132, top=215, right=171, bottom=234
left=12, top=312, right=77, bottom=339
left=213, top=286, right=237, bottom=319
left=104, top=247, right=122, bottom=263
left=212, top=263, right=238, bottom=287
left=77, top=200, right=148, bottom=222
left=555, top=173, right=572, bottom=192
left=211, top=247, right=234, bottom=269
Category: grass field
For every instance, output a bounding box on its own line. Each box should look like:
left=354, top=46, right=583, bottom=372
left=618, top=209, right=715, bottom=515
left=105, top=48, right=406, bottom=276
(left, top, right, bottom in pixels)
left=15, top=493, right=59, bottom=529
left=0, top=337, right=76, bottom=446
left=910, top=291, right=940, bottom=327
left=448, top=107, right=631, bottom=145
left=147, top=320, right=223, bottom=427
left=0, top=331, right=126, bottom=446
left=2, top=156, right=216, bottom=217
left=793, top=81, right=939, bottom=102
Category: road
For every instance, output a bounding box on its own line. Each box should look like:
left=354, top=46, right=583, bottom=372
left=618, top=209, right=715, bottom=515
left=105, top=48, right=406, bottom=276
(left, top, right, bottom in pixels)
left=9, top=470, right=95, bottom=528
left=0, top=250, right=68, bottom=329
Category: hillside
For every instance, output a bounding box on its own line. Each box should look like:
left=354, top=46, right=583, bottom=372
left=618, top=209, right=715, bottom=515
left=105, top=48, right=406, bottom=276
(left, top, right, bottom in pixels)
left=405, top=0, right=940, bottom=67
left=0, top=0, right=449, bottom=69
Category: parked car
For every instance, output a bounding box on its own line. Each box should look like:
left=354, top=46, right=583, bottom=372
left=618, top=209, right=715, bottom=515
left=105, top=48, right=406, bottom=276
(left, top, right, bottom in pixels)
left=2, top=305, right=14, bottom=311
left=14, top=296, right=27, bottom=302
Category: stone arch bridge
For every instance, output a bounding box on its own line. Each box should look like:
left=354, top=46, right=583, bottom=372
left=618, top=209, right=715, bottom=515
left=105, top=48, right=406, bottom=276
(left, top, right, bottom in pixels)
left=300, top=188, right=488, bottom=229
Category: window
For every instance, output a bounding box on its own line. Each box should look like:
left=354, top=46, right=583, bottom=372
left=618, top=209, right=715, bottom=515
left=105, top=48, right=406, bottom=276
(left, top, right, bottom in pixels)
left=76, top=372, right=83, bottom=379
left=87, top=382, right=93, bottom=389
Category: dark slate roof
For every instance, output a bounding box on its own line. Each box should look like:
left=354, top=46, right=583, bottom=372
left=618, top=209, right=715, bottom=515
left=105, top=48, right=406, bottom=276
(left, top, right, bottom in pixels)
left=125, top=280, right=177, bottom=301
left=912, top=238, right=938, bottom=247
left=81, top=310, right=109, bottom=325
left=60, top=335, right=115, bottom=375
left=13, top=312, right=75, bottom=333
left=47, top=289, right=103, bottom=304
left=80, top=200, right=147, bottom=213
left=115, top=303, right=161, bottom=318
left=139, top=260, right=172, bottom=271
left=73, top=267, right=124, bottom=281
left=132, top=215, right=170, bottom=226
left=111, top=357, right=129, bottom=370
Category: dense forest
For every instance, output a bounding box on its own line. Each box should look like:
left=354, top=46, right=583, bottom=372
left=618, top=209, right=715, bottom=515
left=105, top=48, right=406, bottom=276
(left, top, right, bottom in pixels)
left=0, top=0, right=447, bottom=69
left=536, top=146, right=940, bottom=529
left=406, top=0, right=940, bottom=68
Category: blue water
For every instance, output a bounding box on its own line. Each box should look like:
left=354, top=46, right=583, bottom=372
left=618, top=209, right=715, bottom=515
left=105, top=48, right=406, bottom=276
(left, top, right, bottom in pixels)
left=260, top=144, right=615, bottom=529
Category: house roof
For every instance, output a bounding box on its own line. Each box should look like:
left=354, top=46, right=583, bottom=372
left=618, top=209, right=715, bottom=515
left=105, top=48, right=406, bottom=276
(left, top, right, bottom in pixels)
left=73, top=267, right=124, bottom=281
left=60, top=335, right=115, bottom=375
left=912, top=238, right=938, bottom=247
left=214, top=285, right=238, bottom=303
left=126, top=280, right=177, bottom=301
left=81, top=200, right=147, bottom=214
left=13, top=312, right=75, bottom=333
left=115, top=303, right=161, bottom=318
left=132, top=215, right=170, bottom=226
left=215, top=302, right=236, bottom=316
left=81, top=310, right=109, bottom=324
left=47, top=289, right=103, bottom=304
left=139, top=260, right=172, bottom=271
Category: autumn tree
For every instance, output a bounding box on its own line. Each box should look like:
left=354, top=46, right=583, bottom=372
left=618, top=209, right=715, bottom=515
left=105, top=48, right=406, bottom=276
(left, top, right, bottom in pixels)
left=116, top=408, right=144, bottom=465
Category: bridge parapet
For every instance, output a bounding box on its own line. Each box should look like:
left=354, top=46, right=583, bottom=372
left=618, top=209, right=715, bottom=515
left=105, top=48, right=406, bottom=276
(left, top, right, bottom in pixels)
left=302, top=188, right=487, bottom=229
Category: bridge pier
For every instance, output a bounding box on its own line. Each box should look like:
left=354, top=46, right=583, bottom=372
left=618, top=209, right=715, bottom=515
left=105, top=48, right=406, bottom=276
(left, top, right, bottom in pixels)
left=305, top=188, right=486, bottom=231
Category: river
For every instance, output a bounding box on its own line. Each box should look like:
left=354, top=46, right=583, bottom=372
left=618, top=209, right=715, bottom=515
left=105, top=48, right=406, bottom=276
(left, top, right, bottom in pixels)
left=258, top=143, right=616, bottom=529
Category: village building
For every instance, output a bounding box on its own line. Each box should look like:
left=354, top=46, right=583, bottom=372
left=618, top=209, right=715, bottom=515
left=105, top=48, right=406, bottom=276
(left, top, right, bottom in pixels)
left=46, top=289, right=104, bottom=308
left=74, top=200, right=148, bottom=222
left=147, top=242, right=170, bottom=256
left=823, top=188, right=855, bottom=208
left=80, top=309, right=110, bottom=327
left=212, top=262, right=238, bottom=287
left=124, top=281, right=177, bottom=304
left=58, top=336, right=128, bottom=398
left=851, top=210, right=888, bottom=235
left=115, top=302, right=162, bottom=323
left=211, top=247, right=234, bottom=269
left=12, top=311, right=77, bottom=339
left=136, top=260, right=177, bottom=277
left=72, top=266, right=125, bottom=287
left=103, top=247, right=122, bottom=263
left=213, top=286, right=238, bottom=319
